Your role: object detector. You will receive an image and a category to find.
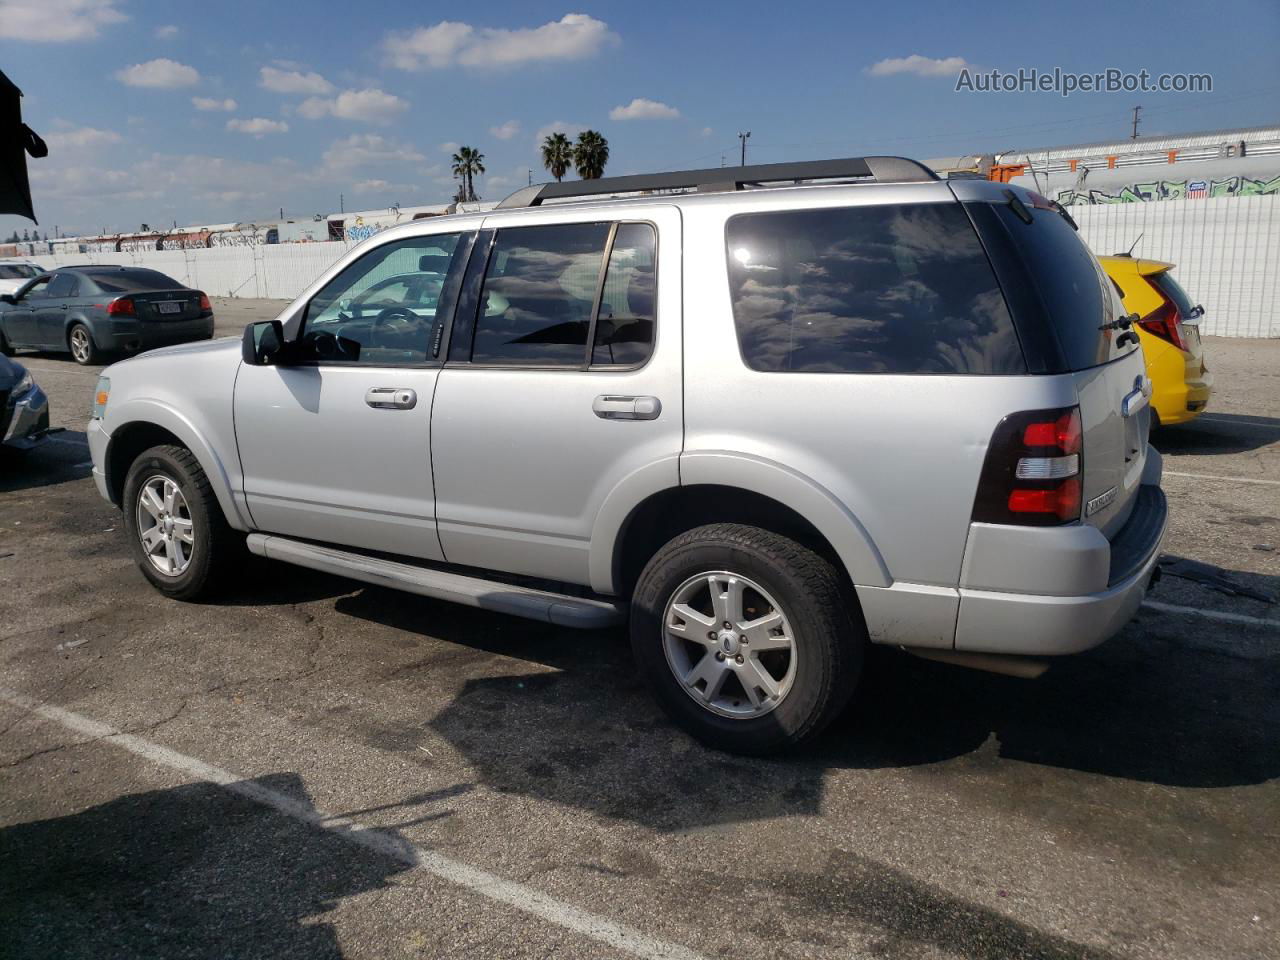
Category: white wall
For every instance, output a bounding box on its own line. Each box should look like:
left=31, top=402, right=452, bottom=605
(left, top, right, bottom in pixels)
left=1070, top=194, right=1280, bottom=338
left=32, top=194, right=1280, bottom=337
left=31, top=240, right=357, bottom=301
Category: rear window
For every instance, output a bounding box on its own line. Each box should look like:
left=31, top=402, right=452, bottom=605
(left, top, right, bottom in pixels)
left=724, top=203, right=1024, bottom=375
left=1151, top=271, right=1197, bottom=317
left=0, top=265, right=37, bottom=280
left=985, top=202, right=1124, bottom=370
left=85, top=269, right=182, bottom=293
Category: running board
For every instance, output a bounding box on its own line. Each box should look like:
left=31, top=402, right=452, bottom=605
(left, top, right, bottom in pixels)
left=245, top=534, right=626, bottom=629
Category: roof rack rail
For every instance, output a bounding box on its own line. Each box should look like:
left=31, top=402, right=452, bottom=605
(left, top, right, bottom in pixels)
left=495, top=156, right=938, bottom=209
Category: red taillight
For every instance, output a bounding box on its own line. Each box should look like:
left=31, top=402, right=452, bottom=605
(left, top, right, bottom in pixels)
left=199, top=292, right=211, bottom=312
left=1022, top=410, right=1082, bottom=455
left=973, top=407, right=1084, bottom=526
left=1136, top=286, right=1187, bottom=351
left=107, top=297, right=135, bottom=316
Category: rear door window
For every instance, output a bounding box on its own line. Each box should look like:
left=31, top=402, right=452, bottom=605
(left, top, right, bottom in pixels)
left=46, top=273, right=78, bottom=299
left=724, top=203, right=1024, bottom=375
left=470, top=223, right=610, bottom=366
left=1151, top=271, right=1197, bottom=317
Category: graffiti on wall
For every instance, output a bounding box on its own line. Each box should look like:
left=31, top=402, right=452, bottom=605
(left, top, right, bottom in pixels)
left=1057, top=173, right=1280, bottom=205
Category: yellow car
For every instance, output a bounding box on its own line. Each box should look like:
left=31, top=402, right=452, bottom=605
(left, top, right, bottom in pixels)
left=1098, top=255, right=1213, bottom=427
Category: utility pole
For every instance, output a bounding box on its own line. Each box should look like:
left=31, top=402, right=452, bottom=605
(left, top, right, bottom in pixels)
left=1130, top=105, right=1142, bottom=140
left=527, top=168, right=532, bottom=186
left=279, top=207, right=284, bottom=220
left=738, top=131, right=751, bottom=166
left=339, top=193, right=344, bottom=213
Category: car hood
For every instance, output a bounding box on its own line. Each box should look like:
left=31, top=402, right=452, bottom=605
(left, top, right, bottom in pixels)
left=0, top=279, right=27, bottom=296
left=112, top=335, right=240, bottom=367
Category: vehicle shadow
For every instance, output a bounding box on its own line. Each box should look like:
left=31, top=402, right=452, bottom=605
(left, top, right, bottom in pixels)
left=329, top=573, right=1280, bottom=836
left=1153, top=413, right=1280, bottom=455
left=0, top=429, right=92, bottom=493
left=0, top=772, right=413, bottom=960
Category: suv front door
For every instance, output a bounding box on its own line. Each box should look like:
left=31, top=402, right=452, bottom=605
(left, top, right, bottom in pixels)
left=234, top=230, right=472, bottom=560
left=430, top=206, right=682, bottom=589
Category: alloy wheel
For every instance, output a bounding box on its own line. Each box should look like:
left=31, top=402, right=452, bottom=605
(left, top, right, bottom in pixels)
left=662, top=571, right=798, bottom=719
left=135, top=475, right=194, bottom=576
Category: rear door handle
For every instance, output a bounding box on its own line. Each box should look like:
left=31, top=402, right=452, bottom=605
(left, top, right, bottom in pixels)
left=592, top=395, right=661, bottom=421
left=365, top=387, right=417, bottom=410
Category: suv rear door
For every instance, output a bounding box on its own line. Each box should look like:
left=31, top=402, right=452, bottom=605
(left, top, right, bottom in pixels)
left=429, top=204, right=682, bottom=589
left=959, top=184, right=1151, bottom=536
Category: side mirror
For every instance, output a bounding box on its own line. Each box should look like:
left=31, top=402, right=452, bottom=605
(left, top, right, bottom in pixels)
left=0, top=294, right=16, bottom=305
left=242, top=319, right=285, bottom=366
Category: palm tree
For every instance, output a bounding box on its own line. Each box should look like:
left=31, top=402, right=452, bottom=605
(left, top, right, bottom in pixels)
left=573, top=130, right=609, bottom=180
left=450, top=145, right=485, bottom=202
left=540, top=132, right=573, bottom=182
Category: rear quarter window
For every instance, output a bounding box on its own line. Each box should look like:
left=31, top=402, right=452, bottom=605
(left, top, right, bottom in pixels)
left=978, top=201, right=1130, bottom=370
left=725, top=203, right=1025, bottom=375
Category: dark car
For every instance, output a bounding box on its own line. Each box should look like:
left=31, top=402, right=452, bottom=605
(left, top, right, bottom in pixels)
left=0, top=266, right=215, bottom=365
left=0, top=353, right=50, bottom=453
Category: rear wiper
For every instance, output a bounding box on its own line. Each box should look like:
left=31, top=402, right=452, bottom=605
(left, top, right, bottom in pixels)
left=1099, top=313, right=1138, bottom=331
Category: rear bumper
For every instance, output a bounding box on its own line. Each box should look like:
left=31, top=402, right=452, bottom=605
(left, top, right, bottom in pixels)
left=95, top=316, right=216, bottom=353
left=1152, top=367, right=1214, bottom=425
left=953, top=485, right=1168, bottom=656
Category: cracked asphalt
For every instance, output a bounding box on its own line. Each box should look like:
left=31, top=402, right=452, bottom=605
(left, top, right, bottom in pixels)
left=1, top=300, right=1277, bottom=960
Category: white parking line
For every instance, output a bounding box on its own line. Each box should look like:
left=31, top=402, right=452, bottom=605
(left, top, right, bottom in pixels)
left=1163, top=470, right=1280, bottom=487
left=0, top=687, right=708, bottom=960
left=1141, top=600, right=1278, bottom=629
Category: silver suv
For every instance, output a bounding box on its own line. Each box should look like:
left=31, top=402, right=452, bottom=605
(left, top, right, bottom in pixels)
left=87, top=157, right=1167, bottom=753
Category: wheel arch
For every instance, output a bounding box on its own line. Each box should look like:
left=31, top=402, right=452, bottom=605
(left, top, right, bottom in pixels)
left=593, top=453, right=890, bottom=597
left=104, top=402, right=248, bottom=529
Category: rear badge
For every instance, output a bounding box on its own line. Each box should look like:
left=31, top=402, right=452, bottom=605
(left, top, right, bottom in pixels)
left=1086, top=486, right=1118, bottom=517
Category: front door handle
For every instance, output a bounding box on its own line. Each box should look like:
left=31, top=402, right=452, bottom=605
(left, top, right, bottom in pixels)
left=592, top=395, right=661, bottom=421
left=365, top=387, right=417, bottom=410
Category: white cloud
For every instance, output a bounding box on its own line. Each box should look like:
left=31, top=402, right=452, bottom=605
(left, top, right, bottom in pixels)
left=385, top=13, right=617, bottom=70
left=45, top=126, right=122, bottom=150
left=489, top=120, right=520, bottom=140
left=259, top=65, right=333, bottom=95
left=0, top=0, right=126, bottom=42
left=701, top=126, right=713, bottom=137
left=297, top=89, right=408, bottom=123
left=116, top=58, right=200, bottom=88
left=227, top=117, right=289, bottom=136
left=193, top=96, right=237, bottom=112
left=866, top=54, right=970, bottom=78
left=353, top=179, right=390, bottom=192
left=609, top=97, right=679, bottom=121
left=321, top=134, right=426, bottom=172
left=154, top=24, right=178, bottom=39
left=439, top=141, right=460, bottom=154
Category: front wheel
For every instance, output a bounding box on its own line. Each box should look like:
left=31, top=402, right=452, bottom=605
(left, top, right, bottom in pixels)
left=630, top=523, right=864, bottom=755
left=68, top=323, right=102, bottom=365
left=121, top=444, right=240, bottom=600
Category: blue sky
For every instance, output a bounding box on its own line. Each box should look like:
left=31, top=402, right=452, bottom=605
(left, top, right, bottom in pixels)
left=3, top=0, right=1278, bottom=238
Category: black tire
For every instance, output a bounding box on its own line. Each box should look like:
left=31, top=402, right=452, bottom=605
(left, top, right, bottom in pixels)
left=630, top=523, right=864, bottom=755
left=68, top=322, right=102, bottom=365
left=121, top=444, right=240, bottom=600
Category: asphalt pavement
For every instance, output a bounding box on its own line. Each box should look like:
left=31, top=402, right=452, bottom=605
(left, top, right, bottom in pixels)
left=1, top=300, right=1276, bottom=959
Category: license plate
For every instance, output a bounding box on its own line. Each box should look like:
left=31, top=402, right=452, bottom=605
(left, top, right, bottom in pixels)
left=158, top=301, right=182, bottom=315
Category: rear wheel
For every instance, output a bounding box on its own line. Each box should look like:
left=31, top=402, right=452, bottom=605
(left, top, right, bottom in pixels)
left=122, top=444, right=240, bottom=600
left=68, top=323, right=101, bottom=365
left=630, top=523, right=863, bottom=754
